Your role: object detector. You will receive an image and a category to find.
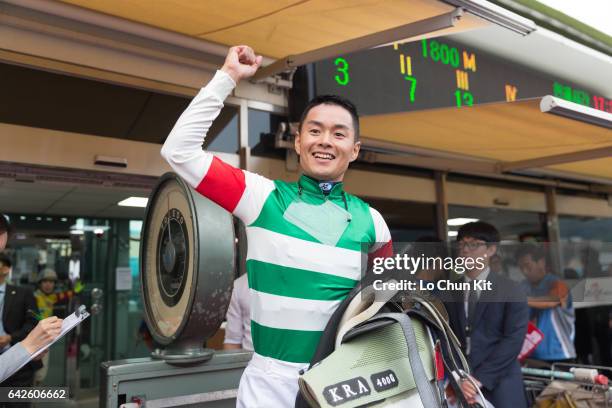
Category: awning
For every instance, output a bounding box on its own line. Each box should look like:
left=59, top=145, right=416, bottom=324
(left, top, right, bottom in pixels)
left=360, top=96, right=612, bottom=182
left=56, top=0, right=534, bottom=78
left=56, top=0, right=484, bottom=58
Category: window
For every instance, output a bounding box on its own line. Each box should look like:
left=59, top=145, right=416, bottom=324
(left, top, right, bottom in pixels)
left=559, top=216, right=612, bottom=278
left=248, top=108, right=286, bottom=158
left=203, top=105, right=240, bottom=153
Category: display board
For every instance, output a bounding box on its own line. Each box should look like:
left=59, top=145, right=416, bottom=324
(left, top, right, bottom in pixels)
left=313, top=37, right=611, bottom=116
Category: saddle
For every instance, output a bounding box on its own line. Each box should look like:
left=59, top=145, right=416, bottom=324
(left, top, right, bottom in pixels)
left=296, top=281, right=480, bottom=408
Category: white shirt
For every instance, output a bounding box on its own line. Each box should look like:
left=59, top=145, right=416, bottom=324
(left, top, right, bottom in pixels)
left=224, top=274, right=253, bottom=351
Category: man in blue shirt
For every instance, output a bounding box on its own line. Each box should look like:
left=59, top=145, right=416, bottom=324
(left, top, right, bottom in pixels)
left=517, top=245, right=576, bottom=363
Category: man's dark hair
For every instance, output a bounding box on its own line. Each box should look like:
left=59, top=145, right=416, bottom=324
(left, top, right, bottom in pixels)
left=0, top=255, right=12, bottom=268
left=298, top=95, right=360, bottom=141
left=457, top=221, right=500, bottom=244
left=516, top=244, right=546, bottom=263
left=0, top=214, right=10, bottom=236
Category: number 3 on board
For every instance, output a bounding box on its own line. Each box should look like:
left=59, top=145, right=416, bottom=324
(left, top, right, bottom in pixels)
left=334, top=57, right=350, bottom=86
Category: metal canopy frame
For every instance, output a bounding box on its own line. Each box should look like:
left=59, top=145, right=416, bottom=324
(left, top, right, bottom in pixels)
left=252, top=0, right=536, bottom=80
left=498, top=145, right=612, bottom=173
left=442, top=0, right=535, bottom=35
left=253, top=8, right=464, bottom=80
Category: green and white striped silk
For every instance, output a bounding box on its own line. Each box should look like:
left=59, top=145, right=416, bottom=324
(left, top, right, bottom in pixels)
left=245, top=176, right=383, bottom=363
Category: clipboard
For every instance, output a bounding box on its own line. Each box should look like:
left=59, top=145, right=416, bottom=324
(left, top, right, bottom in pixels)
left=15, top=305, right=90, bottom=371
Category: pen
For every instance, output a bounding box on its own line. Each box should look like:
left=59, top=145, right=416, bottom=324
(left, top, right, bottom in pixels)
left=27, top=309, right=43, bottom=321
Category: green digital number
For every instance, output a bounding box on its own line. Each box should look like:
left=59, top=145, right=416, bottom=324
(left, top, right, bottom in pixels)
left=450, top=48, right=460, bottom=68
left=430, top=40, right=440, bottom=62
left=405, top=76, right=417, bottom=103
left=455, top=90, right=474, bottom=107
left=334, top=57, right=350, bottom=86
left=464, top=92, right=474, bottom=106
left=440, top=43, right=450, bottom=65
left=423, top=39, right=460, bottom=68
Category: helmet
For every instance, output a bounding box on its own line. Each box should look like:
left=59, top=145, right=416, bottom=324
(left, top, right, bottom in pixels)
left=38, top=268, right=58, bottom=282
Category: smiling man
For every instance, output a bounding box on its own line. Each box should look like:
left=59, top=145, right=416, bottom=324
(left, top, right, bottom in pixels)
left=161, top=45, right=392, bottom=407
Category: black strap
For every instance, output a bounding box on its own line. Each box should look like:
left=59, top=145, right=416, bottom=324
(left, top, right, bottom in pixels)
left=405, top=309, right=464, bottom=373
left=406, top=311, right=477, bottom=408
left=365, top=313, right=441, bottom=408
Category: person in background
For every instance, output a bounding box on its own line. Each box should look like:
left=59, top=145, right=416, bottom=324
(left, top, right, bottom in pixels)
left=33, top=268, right=82, bottom=384
left=0, top=214, right=10, bottom=251
left=0, top=214, right=62, bottom=396
left=489, top=254, right=504, bottom=276
left=0, top=218, right=39, bottom=405
left=581, top=247, right=612, bottom=366
left=34, top=269, right=82, bottom=319
left=444, top=221, right=529, bottom=408
left=517, top=245, right=576, bottom=364
left=223, top=274, right=253, bottom=351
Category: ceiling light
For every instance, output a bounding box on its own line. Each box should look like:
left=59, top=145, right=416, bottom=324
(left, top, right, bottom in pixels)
left=70, top=230, right=84, bottom=235
left=118, top=197, right=149, bottom=208
left=540, top=95, right=612, bottom=129
left=447, top=218, right=479, bottom=226
left=70, top=225, right=109, bottom=232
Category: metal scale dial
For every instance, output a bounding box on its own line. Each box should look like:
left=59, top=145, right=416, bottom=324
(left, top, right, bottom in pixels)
left=141, top=173, right=235, bottom=364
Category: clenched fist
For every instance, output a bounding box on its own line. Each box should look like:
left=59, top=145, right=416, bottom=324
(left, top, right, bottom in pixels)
left=21, top=316, right=63, bottom=355
left=221, top=45, right=263, bottom=84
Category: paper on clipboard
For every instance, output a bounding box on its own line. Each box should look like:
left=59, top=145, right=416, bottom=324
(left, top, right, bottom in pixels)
left=15, top=305, right=90, bottom=371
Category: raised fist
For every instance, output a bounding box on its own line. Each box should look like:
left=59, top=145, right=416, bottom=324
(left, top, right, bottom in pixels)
left=221, top=45, right=263, bottom=84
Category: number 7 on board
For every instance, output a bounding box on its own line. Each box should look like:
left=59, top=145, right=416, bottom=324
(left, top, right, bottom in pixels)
left=404, top=76, right=417, bottom=103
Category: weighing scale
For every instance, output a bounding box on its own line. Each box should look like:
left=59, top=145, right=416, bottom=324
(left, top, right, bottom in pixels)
left=101, top=173, right=251, bottom=407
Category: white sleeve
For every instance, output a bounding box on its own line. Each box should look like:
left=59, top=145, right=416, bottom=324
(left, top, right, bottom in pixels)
left=161, top=70, right=236, bottom=188
left=368, top=207, right=393, bottom=257
left=224, top=279, right=244, bottom=345
left=161, top=70, right=275, bottom=224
